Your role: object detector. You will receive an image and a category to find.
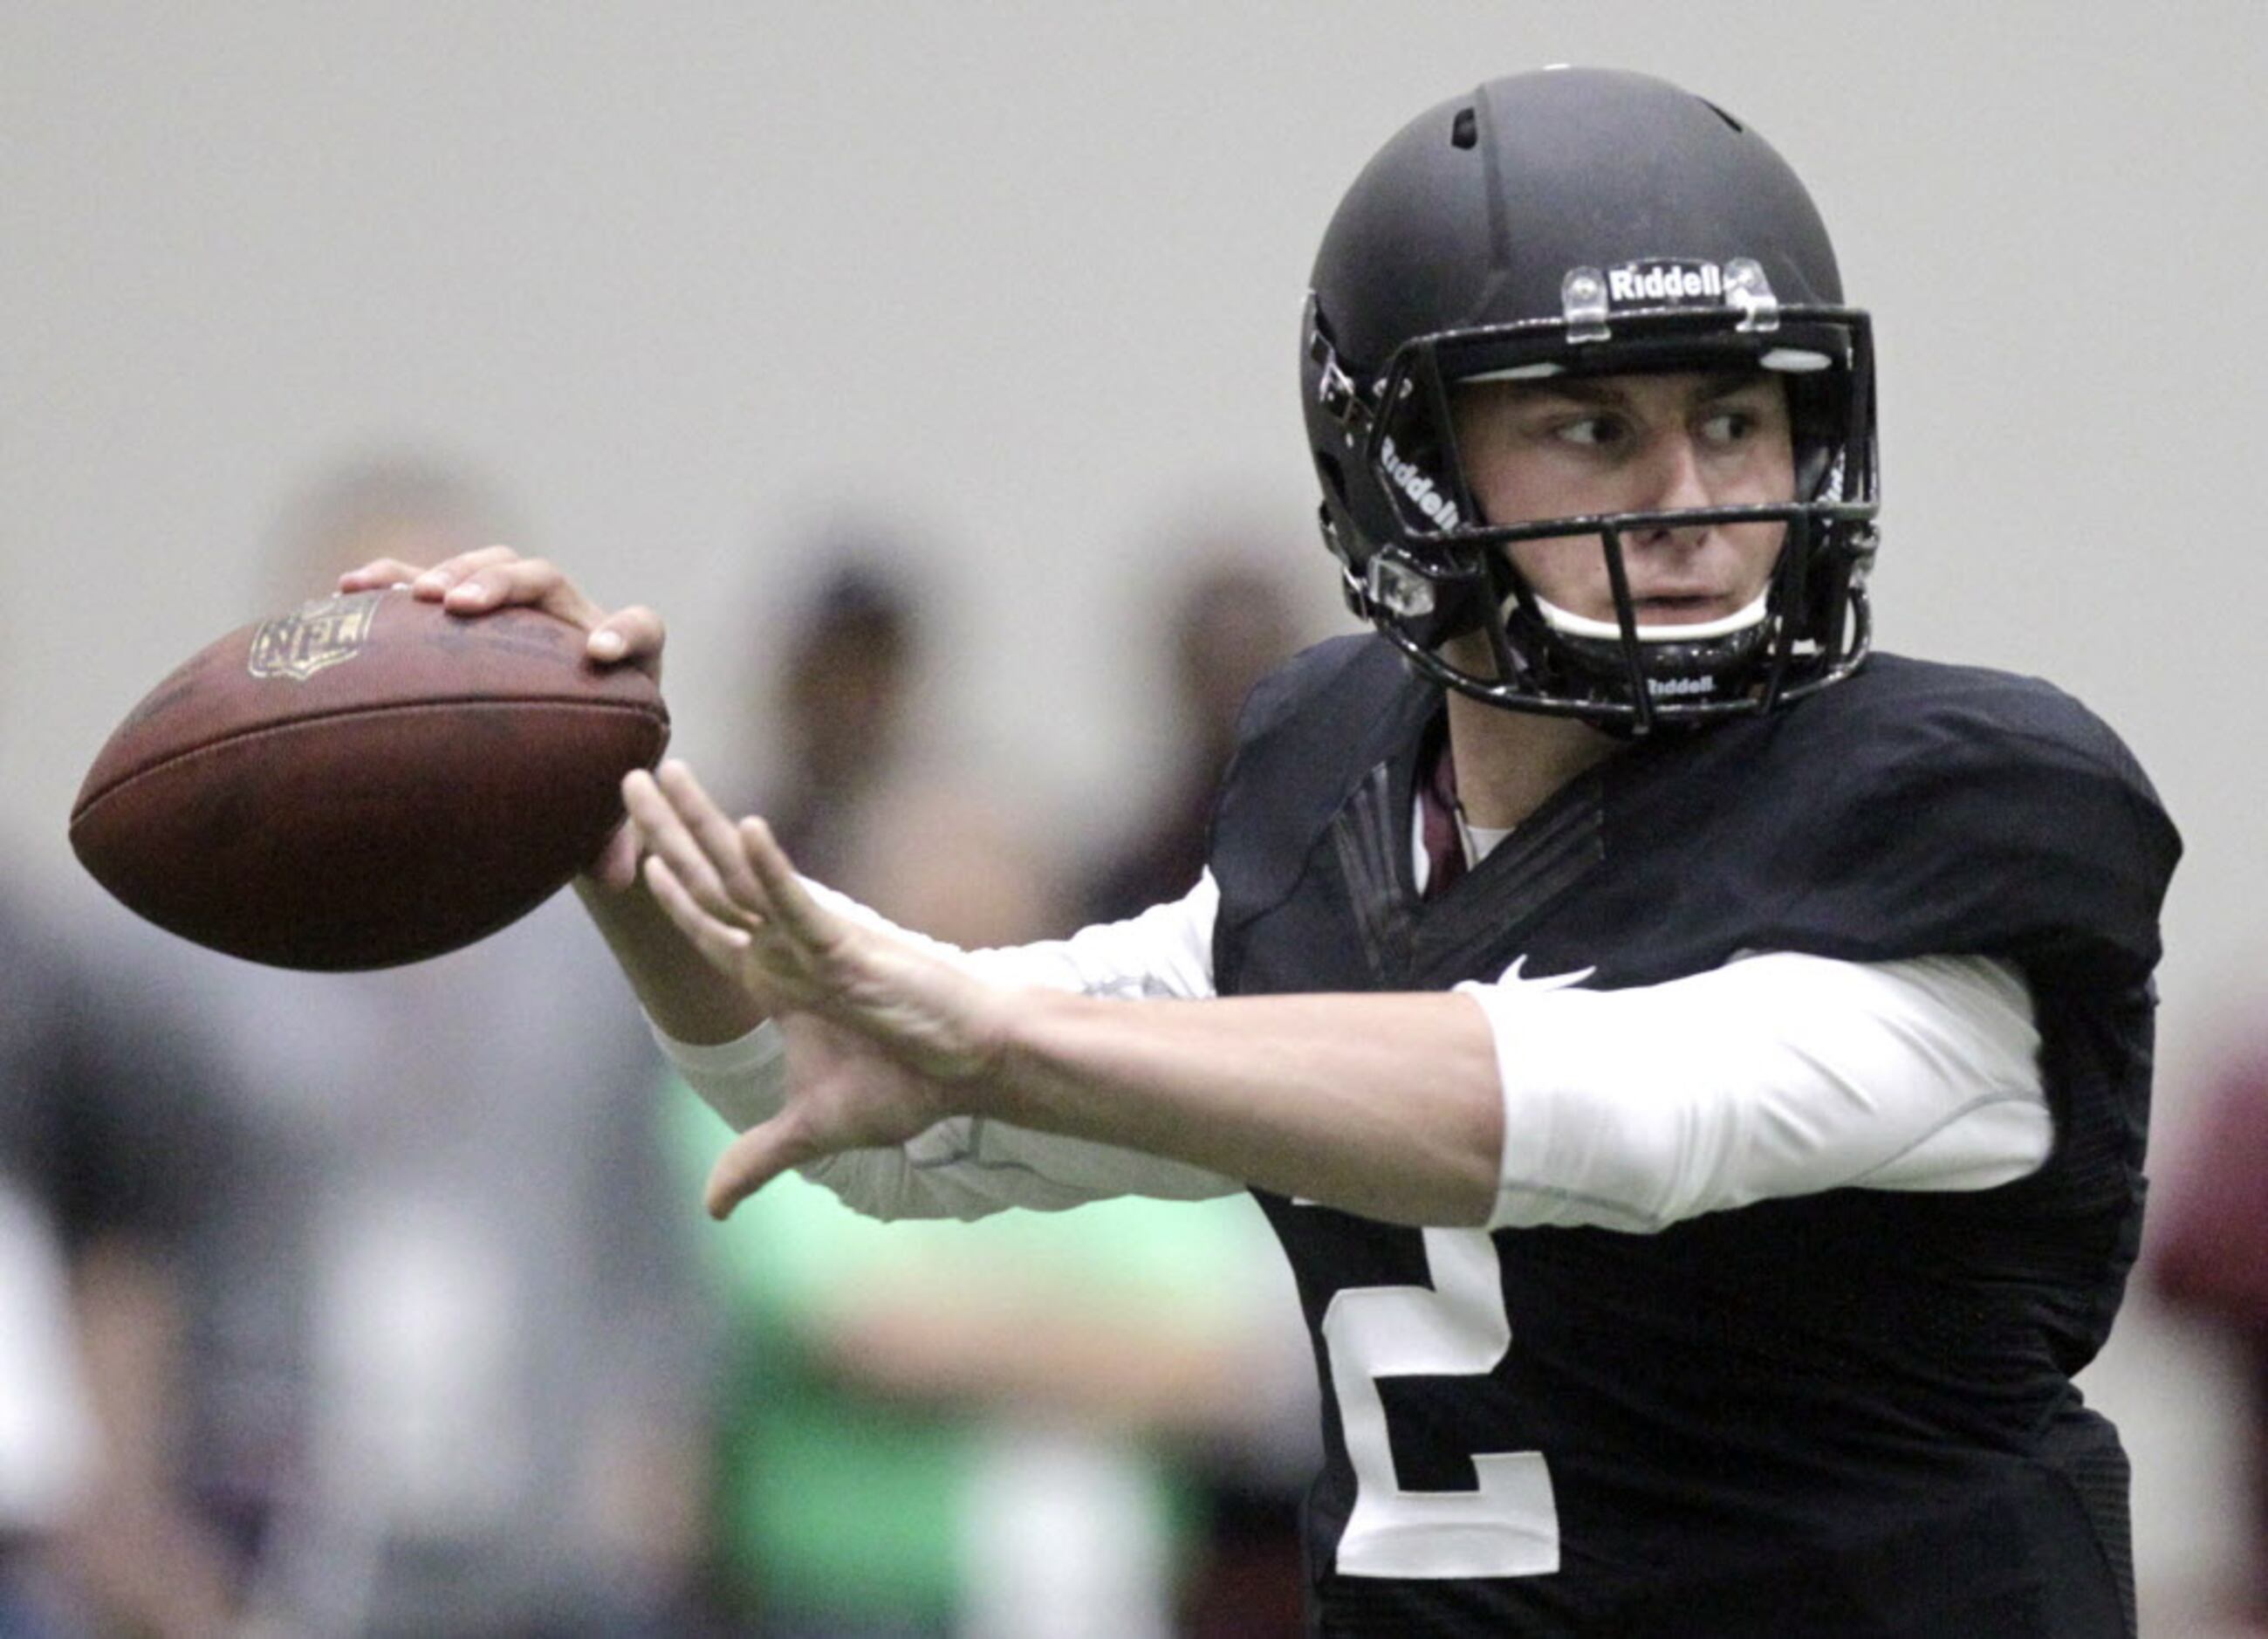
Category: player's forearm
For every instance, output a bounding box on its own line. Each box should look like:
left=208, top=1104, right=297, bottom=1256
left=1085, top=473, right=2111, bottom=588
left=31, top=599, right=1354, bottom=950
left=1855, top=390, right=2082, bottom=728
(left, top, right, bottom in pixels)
left=574, top=874, right=767, bottom=1044
left=979, top=989, right=1504, bottom=1226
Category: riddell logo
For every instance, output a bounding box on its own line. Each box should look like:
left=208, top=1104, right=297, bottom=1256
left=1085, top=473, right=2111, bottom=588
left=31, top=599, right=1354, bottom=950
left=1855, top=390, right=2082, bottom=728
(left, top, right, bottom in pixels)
left=1380, top=435, right=1463, bottom=529
left=1646, top=674, right=1719, bottom=698
left=1607, top=260, right=1726, bottom=307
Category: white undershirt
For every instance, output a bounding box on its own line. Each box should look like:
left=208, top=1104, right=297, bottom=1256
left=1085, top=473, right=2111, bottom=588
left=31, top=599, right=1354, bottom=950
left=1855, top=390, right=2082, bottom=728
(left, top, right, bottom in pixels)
left=657, top=852, right=2051, bottom=1232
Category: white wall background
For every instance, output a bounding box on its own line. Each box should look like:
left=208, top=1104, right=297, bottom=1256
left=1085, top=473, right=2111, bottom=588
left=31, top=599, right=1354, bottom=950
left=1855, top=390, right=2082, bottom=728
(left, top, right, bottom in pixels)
left=7, top=3, right=2265, bottom=1627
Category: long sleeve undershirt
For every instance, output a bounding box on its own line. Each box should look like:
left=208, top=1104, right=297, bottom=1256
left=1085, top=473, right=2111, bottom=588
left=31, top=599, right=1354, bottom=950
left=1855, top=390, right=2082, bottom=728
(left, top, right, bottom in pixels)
left=657, top=864, right=2050, bottom=1231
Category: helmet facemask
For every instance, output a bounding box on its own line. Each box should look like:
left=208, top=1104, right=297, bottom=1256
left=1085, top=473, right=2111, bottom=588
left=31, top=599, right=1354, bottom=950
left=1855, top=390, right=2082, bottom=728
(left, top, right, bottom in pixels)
left=1314, top=298, right=1879, bottom=735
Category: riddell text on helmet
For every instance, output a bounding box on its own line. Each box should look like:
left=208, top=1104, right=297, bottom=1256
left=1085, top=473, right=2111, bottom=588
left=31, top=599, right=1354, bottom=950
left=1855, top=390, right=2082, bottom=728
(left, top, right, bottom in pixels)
left=1607, top=261, right=1725, bottom=305
left=1381, top=435, right=1465, bottom=530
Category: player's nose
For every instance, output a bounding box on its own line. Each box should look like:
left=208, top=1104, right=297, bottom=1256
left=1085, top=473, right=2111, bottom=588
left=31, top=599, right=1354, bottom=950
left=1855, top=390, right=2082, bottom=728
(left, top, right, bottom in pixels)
left=1637, top=429, right=1713, bottom=514
left=1626, top=431, right=1715, bottom=549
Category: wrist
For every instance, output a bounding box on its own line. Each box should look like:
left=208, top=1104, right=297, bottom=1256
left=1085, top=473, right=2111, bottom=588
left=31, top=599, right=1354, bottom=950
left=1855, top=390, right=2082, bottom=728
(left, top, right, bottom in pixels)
left=958, top=982, right=1062, bottom=1121
left=573, top=873, right=767, bottom=1046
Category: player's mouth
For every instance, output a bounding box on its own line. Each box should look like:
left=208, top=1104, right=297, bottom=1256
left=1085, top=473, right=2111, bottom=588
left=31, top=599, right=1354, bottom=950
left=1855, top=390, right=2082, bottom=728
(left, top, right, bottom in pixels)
left=1629, top=593, right=1731, bottom=624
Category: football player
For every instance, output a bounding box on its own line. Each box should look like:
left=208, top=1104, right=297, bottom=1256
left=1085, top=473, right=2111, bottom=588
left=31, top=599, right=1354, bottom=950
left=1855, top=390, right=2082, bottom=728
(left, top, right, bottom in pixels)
left=348, top=66, right=2178, bottom=1636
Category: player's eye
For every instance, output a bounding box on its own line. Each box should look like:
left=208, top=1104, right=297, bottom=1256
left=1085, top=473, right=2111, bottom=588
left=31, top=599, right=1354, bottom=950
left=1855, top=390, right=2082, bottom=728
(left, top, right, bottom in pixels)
left=1553, top=415, right=1624, bottom=449
left=1700, top=408, right=1756, bottom=445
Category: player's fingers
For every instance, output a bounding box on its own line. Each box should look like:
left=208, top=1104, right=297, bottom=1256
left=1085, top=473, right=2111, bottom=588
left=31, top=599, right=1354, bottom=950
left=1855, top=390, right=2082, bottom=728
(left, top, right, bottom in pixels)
left=419, top=551, right=606, bottom=634
left=704, top=1114, right=803, bottom=1220
left=654, top=761, right=770, bottom=915
left=335, top=557, right=428, bottom=593
left=438, top=552, right=596, bottom=623
left=623, top=768, right=752, bottom=927
left=586, top=818, right=641, bottom=893
left=622, top=769, right=708, bottom=892
left=737, top=817, right=838, bottom=950
left=641, top=854, right=759, bottom=977
left=412, top=545, right=524, bottom=603
left=587, top=604, right=665, bottom=677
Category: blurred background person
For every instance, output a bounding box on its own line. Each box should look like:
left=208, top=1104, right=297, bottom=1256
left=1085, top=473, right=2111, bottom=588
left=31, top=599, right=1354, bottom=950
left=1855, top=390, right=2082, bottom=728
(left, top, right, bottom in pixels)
left=1079, top=543, right=1312, bottom=928
left=146, top=452, right=718, bottom=1636
left=2148, top=1021, right=2268, bottom=1635
left=682, top=532, right=1311, bottom=1637
left=0, top=1168, right=91, bottom=1637
left=0, top=870, right=246, bottom=1636
left=1073, top=538, right=1326, bottom=1638
left=684, top=1139, right=1305, bottom=1639
left=747, top=552, right=913, bottom=892
left=739, top=538, right=1062, bottom=948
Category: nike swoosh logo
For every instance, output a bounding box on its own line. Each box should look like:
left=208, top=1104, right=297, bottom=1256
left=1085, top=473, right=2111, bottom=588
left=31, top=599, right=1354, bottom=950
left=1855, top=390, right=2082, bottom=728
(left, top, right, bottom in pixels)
left=1494, top=956, right=1596, bottom=990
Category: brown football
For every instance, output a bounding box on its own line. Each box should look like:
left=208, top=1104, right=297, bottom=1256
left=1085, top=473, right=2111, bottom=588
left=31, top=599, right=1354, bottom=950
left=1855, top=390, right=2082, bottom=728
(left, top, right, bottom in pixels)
left=69, top=586, right=670, bottom=970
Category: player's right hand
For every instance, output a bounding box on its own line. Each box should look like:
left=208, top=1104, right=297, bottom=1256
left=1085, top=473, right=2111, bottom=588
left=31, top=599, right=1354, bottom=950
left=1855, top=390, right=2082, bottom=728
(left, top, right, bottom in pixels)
left=337, top=545, right=666, bottom=683
left=339, top=546, right=666, bottom=890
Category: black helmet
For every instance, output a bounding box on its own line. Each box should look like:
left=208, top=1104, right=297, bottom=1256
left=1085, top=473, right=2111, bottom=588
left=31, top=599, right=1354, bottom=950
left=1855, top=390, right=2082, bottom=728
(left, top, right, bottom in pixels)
left=1302, top=67, right=1879, bottom=732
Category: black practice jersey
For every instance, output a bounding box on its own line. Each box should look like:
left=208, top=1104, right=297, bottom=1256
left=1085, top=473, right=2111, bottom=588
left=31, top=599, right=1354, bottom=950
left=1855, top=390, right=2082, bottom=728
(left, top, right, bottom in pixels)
left=1207, top=637, right=2179, bottom=1637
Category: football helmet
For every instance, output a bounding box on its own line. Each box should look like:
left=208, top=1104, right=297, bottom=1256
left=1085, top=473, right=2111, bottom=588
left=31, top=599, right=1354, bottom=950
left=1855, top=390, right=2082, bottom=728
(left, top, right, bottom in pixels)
left=1303, top=67, right=1879, bottom=731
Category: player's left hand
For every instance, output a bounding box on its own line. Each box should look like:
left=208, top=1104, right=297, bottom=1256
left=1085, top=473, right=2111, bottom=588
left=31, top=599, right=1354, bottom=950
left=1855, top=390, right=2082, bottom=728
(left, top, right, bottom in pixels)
left=701, top=1012, right=948, bottom=1218
left=625, top=758, right=1014, bottom=1213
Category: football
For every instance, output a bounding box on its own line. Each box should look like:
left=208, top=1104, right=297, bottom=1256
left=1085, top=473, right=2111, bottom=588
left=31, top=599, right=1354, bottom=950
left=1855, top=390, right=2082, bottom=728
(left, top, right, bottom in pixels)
left=69, top=586, right=670, bottom=970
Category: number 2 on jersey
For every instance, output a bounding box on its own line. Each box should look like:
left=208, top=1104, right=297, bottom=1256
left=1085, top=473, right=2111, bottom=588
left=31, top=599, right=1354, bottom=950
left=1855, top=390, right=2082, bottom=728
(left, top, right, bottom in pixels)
left=1319, top=1224, right=1560, bottom=1579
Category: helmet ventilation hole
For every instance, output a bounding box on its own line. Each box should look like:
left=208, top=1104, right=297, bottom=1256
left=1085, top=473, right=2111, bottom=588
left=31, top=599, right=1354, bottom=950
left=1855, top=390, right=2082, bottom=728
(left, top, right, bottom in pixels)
left=1450, top=106, right=1477, bottom=148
